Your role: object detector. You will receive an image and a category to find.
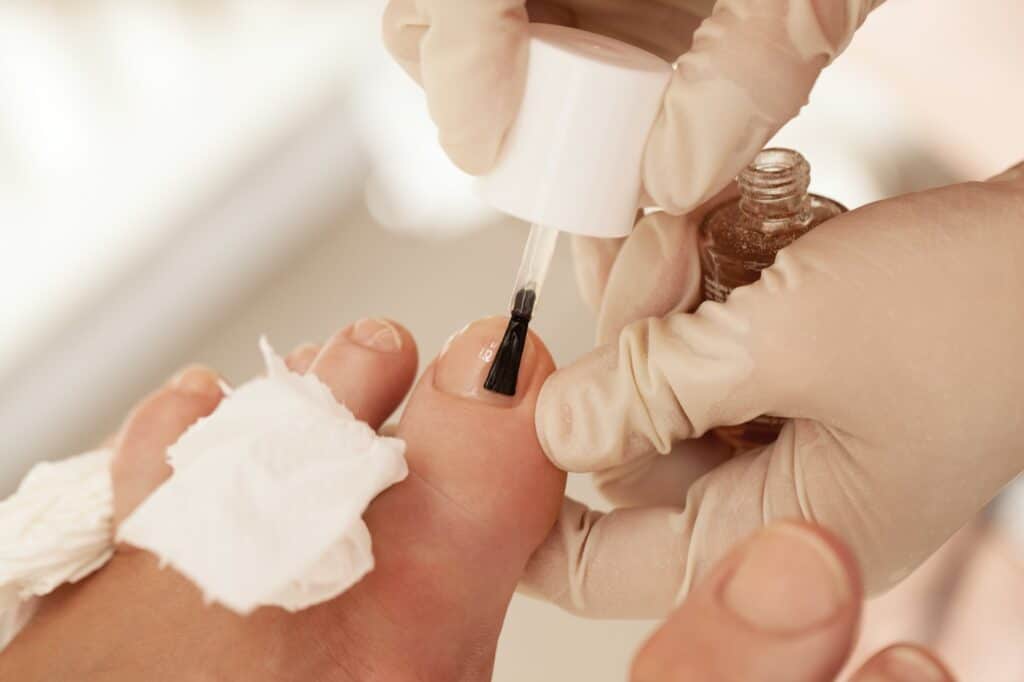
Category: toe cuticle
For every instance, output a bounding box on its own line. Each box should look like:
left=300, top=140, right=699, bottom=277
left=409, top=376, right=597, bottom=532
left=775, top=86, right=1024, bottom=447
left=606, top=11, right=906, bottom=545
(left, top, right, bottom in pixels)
left=349, top=318, right=403, bottom=353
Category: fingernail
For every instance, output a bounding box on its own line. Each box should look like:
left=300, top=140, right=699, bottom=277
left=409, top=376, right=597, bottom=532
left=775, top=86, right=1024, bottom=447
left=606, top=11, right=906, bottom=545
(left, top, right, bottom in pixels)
left=723, top=524, right=851, bottom=633
left=170, top=366, right=222, bottom=399
left=348, top=318, right=402, bottom=353
left=434, top=317, right=536, bottom=406
left=872, top=647, right=951, bottom=682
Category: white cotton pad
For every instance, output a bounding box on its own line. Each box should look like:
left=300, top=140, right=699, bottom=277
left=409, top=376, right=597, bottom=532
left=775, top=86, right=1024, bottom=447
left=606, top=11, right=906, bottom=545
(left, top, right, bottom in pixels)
left=0, top=449, right=114, bottom=648
left=117, top=338, right=408, bottom=614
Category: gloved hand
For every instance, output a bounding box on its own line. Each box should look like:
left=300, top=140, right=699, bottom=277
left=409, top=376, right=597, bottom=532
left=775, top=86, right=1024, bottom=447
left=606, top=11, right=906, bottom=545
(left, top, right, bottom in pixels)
left=522, top=163, right=1024, bottom=618
left=382, top=0, right=882, bottom=214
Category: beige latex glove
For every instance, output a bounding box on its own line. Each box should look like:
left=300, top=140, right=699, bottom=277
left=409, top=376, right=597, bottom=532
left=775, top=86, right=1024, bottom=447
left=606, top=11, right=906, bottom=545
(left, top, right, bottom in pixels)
left=382, top=0, right=883, bottom=214
left=523, top=163, right=1024, bottom=618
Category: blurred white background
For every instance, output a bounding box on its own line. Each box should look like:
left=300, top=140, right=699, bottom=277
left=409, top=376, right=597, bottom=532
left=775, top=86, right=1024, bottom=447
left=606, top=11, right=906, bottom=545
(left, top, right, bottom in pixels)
left=1, top=1, right=1022, bottom=679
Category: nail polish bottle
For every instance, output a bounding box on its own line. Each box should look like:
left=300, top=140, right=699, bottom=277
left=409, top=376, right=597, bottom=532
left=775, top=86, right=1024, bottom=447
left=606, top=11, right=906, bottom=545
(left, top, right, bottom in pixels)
left=699, top=148, right=846, bottom=449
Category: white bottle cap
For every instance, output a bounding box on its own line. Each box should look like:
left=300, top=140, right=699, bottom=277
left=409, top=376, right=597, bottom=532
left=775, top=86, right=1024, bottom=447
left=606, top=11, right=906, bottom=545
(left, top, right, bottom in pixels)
left=478, top=24, right=673, bottom=238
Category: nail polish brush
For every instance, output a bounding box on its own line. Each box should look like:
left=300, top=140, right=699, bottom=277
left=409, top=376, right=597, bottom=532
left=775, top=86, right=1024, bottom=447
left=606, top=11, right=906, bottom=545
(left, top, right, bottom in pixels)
left=483, top=223, right=557, bottom=394
left=475, top=24, right=673, bottom=395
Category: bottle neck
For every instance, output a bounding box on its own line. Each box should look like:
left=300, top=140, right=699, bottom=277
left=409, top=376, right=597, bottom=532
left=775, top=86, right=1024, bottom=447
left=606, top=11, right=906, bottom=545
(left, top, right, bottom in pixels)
left=738, top=148, right=811, bottom=221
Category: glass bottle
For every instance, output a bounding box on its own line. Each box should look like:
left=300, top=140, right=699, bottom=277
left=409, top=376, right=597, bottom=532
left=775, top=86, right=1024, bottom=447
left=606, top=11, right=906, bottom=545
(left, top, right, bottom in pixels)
left=699, top=148, right=846, bottom=450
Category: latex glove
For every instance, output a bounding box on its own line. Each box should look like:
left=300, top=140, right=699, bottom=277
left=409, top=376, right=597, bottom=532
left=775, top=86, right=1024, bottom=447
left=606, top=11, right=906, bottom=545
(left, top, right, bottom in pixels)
left=382, top=0, right=883, bottom=214
left=523, top=163, right=1024, bottom=618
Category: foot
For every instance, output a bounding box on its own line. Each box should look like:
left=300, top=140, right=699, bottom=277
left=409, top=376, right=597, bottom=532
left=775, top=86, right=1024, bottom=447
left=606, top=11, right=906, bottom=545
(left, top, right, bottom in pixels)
left=1, top=317, right=564, bottom=681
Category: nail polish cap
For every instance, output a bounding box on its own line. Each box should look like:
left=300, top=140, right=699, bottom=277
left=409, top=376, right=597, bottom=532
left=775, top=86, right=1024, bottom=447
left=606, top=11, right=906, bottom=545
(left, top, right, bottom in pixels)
left=478, top=24, right=673, bottom=238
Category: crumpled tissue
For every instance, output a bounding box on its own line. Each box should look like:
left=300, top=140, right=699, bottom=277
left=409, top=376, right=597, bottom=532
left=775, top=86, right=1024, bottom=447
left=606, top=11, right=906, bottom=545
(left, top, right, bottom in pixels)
left=0, top=338, right=407, bottom=649
left=0, top=449, right=114, bottom=649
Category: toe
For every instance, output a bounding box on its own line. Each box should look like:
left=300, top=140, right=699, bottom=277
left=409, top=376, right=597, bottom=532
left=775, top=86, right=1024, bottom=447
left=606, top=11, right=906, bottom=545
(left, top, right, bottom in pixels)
left=329, top=318, right=564, bottom=671
left=309, top=318, right=418, bottom=429
left=396, top=316, right=564, bottom=562
left=110, top=366, right=222, bottom=526
left=284, top=343, right=322, bottom=374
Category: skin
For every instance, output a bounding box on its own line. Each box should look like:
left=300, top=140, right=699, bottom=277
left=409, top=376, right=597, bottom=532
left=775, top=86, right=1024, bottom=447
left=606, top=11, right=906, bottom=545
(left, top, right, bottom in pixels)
left=631, top=522, right=957, bottom=682
left=0, top=317, right=564, bottom=681
left=0, top=316, right=972, bottom=681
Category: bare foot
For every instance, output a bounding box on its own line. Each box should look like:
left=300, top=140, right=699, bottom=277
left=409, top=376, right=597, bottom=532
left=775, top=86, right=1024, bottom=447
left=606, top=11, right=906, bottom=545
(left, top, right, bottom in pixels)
left=1, top=317, right=564, bottom=681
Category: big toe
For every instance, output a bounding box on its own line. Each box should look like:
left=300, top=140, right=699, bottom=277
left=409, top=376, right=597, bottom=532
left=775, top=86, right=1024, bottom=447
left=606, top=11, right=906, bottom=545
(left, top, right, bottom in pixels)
left=396, top=316, right=564, bottom=563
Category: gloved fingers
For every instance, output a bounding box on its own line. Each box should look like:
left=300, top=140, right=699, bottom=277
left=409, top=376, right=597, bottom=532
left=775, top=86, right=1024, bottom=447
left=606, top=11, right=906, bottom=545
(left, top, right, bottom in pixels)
left=383, top=0, right=530, bottom=174
left=522, top=440, right=825, bottom=618
left=382, top=0, right=715, bottom=176
left=382, top=0, right=879, bottom=199
left=310, top=318, right=418, bottom=430
left=593, top=211, right=701, bottom=345
left=536, top=302, right=771, bottom=473
left=595, top=184, right=737, bottom=345
left=849, top=646, right=954, bottom=682
left=111, top=367, right=223, bottom=527
left=524, top=419, right=949, bottom=617
left=570, top=233, right=626, bottom=313
left=592, top=434, right=731, bottom=508
left=284, top=342, right=322, bottom=374
left=520, top=497, right=691, bottom=618
left=674, top=417, right=1009, bottom=598
left=643, top=0, right=881, bottom=214
left=538, top=197, right=907, bottom=474
left=630, top=522, right=861, bottom=682
left=381, top=0, right=578, bottom=85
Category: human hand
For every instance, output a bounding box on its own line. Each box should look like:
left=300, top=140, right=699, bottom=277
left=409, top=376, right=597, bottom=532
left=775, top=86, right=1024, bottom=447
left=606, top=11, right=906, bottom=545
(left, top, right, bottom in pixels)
left=632, top=521, right=955, bottom=682
left=382, top=0, right=882, bottom=214
left=522, top=164, right=1024, bottom=617
left=1, top=317, right=563, bottom=681
left=847, top=515, right=1024, bottom=681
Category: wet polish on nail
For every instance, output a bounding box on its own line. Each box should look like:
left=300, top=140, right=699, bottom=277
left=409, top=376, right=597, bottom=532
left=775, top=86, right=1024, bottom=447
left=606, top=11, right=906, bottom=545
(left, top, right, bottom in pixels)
left=434, top=318, right=534, bottom=406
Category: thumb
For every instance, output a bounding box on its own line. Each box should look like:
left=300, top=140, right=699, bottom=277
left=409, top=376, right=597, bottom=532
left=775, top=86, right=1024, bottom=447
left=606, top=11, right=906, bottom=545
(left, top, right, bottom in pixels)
left=644, top=0, right=881, bottom=213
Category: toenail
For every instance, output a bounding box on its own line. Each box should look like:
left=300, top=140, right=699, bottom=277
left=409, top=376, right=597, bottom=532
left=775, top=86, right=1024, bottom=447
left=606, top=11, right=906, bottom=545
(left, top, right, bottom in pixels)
left=349, top=318, right=403, bottom=353
left=434, top=317, right=536, bottom=406
left=171, top=367, right=222, bottom=399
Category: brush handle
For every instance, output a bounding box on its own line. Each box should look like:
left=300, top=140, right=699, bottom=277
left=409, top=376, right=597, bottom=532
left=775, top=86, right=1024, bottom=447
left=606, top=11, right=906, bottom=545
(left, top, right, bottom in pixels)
left=510, top=223, right=559, bottom=313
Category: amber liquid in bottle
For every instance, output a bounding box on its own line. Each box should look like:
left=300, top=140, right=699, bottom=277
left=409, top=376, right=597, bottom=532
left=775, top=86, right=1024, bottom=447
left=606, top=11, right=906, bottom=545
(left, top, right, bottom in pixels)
left=699, top=148, right=846, bottom=450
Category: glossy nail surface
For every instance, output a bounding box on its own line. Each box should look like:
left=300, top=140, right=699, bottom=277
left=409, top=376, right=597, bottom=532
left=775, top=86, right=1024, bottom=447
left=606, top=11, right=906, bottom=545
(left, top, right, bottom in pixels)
left=434, top=317, right=537, bottom=406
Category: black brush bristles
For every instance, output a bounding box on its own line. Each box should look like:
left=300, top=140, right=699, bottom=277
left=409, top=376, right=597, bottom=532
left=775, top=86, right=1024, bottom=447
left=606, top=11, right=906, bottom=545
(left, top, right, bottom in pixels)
left=484, top=288, right=537, bottom=396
